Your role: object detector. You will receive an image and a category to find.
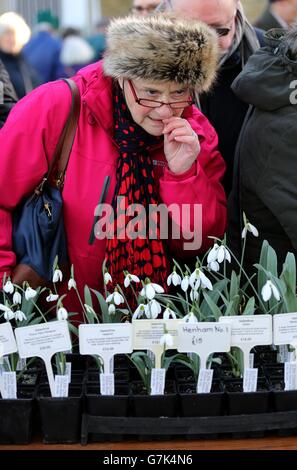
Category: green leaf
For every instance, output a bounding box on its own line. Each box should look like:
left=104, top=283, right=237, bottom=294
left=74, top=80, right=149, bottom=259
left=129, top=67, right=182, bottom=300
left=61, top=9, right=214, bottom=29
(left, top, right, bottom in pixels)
left=202, top=292, right=222, bottom=321
left=90, top=288, right=109, bottom=323
left=243, top=297, right=255, bottom=315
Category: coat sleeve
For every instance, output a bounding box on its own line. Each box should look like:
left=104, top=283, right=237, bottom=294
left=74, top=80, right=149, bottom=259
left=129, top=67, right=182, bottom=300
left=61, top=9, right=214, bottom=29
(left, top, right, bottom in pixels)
left=0, top=60, right=18, bottom=128
left=0, top=81, right=72, bottom=285
left=158, top=114, right=227, bottom=258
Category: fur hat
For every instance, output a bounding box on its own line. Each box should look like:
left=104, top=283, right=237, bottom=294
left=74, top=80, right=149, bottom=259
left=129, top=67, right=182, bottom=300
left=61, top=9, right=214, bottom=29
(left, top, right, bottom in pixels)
left=103, top=15, right=218, bottom=93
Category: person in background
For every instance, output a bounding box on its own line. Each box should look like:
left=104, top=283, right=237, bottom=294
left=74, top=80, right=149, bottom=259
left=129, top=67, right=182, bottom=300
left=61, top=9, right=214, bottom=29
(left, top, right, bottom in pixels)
left=87, top=18, right=109, bottom=61
left=0, top=58, right=17, bottom=127
left=255, top=0, right=297, bottom=31
left=0, top=12, right=38, bottom=99
left=23, top=10, right=65, bottom=84
left=158, top=0, right=264, bottom=196
left=228, top=27, right=297, bottom=275
left=131, top=0, right=161, bottom=15
left=0, top=15, right=226, bottom=318
left=60, top=28, right=95, bottom=77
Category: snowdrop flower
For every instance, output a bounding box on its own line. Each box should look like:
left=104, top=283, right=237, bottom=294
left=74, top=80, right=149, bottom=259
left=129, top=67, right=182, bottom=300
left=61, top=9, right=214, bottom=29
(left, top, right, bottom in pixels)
left=190, top=268, right=213, bottom=291
left=124, top=273, right=140, bottom=288
left=140, top=282, right=164, bottom=301
left=68, top=278, right=77, bottom=290
left=163, top=307, right=177, bottom=320
left=25, top=287, right=37, bottom=300
left=53, top=269, right=63, bottom=283
left=183, top=312, right=198, bottom=323
left=181, top=275, right=190, bottom=292
left=108, top=304, right=116, bottom=315
left=132, top=304, right=148, bottom=320
left=190, top=289, right=199, bottom=302
left=147, top=299, right=162, bottom=319
left=15, top=310, right=27, bottom=322
left=207, top=243, right=220, bottom=264
left=4, top=309, right=15, bottom=321
left=0, top=304, right=11, bottom=313
left=57, top=307, right=68, bottom=321
left=217, top=245, right=231, bottom=263
left=3, top=280, right=14, bottom=294
left=208, top=261, right=220, bottom=272
left=46, top=294, right=59, bottom=303
left=13, top=291, right=22, bottom=305
left=167, top=269, right=182, bottom=287
left=242, top=222, right=259, bottom=239
left=160, top=333, right=174, bottom=348
left=261, top=280, right=280, bottom=302
left=104, top=272, right=112, bottom=286
left=106, top=290, right=124, bottom=306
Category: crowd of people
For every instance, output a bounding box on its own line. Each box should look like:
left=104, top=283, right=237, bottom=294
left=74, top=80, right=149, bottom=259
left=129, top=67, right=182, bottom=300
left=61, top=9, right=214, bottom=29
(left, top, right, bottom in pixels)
left=0, top=0, right=297, bottom=312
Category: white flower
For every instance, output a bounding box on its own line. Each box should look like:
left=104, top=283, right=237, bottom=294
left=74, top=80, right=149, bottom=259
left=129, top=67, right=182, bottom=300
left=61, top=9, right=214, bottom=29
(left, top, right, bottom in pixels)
left=3, top=280, right=14, bottom=294
left=140, top=282, right=164, bottom=300
left=208, top=261, right=220, bottom=272
left=160, top=333, right=174, bottom=348
left=68, top=278, right=77, bottom=290
left=190, top=269, right=213, bottom=291
left=183, top=312, right=198, bottom=323
left=124, top=274, right=140, bottom=288
left=46, top=294, right=59, bottom=303
left=4, top=309, right=15, bottom=321
left=163, top=307, right=177, bottom=320
left=108, top=304, right=116, bottom=315
left=190, top=289, right=199, bottom=302
left=106, top=291, right=124, bottom=306
left=13, top=292, right=22, bottom=305
left=261, top=280, right=280, bottom=302
left=207, top=243, right=219, bottom=264
left=217, top=245, right=231, bottom=263
left=57, top=307, right=68, bottom=321
left=0, top=304, right=11, bottom=313
left=181, top=275, right=190, bottom=292
left=15, top=310, right=27, bottom=322
left=132, top=304, right=148, bottom=320
left=147, top=299, right=162, bottom=319
left=25, top=287, right=37, bottom=300
left=242, top=223, right=259, bottom=239
left=53, top=269, right=63, bottom=283
left=104, top=272, right=112, bottom=285
left=167, top=271, right=182, bottom=287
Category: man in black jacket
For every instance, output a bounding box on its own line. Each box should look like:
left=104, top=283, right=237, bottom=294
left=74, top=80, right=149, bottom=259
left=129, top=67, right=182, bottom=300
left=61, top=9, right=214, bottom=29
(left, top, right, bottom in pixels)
left=158, top=0, right=264, bottom=196
left=0, top=59, right=17, bottom=128
left=255, top=0, right=297, bottom=31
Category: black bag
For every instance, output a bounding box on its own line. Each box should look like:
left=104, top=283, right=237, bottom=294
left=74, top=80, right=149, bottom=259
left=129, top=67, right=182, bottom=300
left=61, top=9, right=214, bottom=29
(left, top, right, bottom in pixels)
left=12, top=79, right=80, bottom=288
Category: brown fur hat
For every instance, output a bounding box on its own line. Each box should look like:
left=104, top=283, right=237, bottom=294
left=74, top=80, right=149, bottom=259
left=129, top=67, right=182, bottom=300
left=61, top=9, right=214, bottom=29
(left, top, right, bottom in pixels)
left=103, top=14, right=218, bottom=93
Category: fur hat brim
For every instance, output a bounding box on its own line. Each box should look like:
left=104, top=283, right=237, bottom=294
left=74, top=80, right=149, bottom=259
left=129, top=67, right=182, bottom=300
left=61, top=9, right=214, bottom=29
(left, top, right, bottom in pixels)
left=103, top=14, right=218, bottom=93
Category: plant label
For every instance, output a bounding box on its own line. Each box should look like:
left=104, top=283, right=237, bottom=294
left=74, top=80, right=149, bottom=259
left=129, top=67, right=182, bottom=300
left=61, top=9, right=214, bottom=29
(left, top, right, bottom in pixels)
left=15, top=321, right=71, bottom=397
left=1, top=371, right=17, bottom=399
left=178, top=322, right=231, bottom=370
left=0, top=322, right=17, bottom=357
left=285, top=362, right=297, bottom=391
left=197, top=369, right=213, bottom=394
left=100, top=373, right=115, bottom=396
left=54, top=375, right=69, bottom=398
left=150, top=368, right=166, bottom=395
left=79, top=323, right=132, bottom=374
left=243, top=368, right=258, bottom=392
left=274, top=313, right=297, bottom=350
left=220, top=315, right=272, bottom=371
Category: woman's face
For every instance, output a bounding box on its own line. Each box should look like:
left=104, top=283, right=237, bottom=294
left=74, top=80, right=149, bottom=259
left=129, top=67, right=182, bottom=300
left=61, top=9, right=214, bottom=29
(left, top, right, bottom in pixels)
left=0, top=28, right=17, bottom=54
left=120, top=78, right=192, bottom=136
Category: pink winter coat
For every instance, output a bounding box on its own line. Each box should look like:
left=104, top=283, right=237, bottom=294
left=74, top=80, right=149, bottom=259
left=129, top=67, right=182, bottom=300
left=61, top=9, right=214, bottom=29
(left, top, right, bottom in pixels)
left=0, top=61, right=226, bottom=314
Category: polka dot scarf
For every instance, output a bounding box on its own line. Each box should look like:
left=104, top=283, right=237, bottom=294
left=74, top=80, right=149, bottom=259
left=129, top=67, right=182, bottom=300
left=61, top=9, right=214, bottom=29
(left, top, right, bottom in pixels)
left=105, top=85, right=169, bottom=289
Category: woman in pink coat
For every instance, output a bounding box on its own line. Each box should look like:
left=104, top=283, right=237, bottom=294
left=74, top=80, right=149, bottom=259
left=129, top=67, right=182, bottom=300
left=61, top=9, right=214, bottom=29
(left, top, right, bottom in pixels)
left=0, top=15, right=226, bottom=314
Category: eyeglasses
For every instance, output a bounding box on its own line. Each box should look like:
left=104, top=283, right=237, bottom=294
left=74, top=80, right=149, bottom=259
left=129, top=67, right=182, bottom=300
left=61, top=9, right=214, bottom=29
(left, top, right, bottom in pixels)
left=214, top=27, right=232, bottom=37
left=128, top=80, right=193, bottom=109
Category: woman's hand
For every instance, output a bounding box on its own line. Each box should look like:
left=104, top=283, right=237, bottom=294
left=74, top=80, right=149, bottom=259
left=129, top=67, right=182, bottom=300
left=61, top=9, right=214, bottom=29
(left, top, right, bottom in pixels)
left=163, top=117, right=200, bottom=175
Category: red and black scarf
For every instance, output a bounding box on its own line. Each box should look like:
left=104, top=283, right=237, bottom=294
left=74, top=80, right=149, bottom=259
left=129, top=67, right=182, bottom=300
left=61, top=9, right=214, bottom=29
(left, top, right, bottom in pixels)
left=105, top=85, right=169, bottom=288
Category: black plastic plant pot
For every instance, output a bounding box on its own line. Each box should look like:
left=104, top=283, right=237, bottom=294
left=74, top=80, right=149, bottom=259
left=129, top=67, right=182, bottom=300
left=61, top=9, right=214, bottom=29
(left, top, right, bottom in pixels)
left=131, top=381, right=177, bottom=418
left=270, top=379, right=297, bottom=412
left=225, top=379, right=270, bottom=415
left=37, top=384, right=82, bottom=444
left=178, top=381, right=225, bottom=417
left=0, top=389, right=34, bottom=444
left=85, top=383, right=130, bottom=416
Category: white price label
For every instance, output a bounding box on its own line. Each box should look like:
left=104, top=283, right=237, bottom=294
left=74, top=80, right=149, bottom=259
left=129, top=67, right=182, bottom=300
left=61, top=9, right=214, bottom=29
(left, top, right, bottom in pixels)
left=54, top=375, right=69, bottom=398
left=1, top=372, right=17, bottom=399
left=100, top=373, right=115, bottom=396
left=60, top=362, right=72, bottom=384
left=197, top=369, right=213, bottom=394
left=150, top=368, right=166, bottom=396
left=0, top=323, right=17, bottom=356
left=274, top=313, right=297, bottom=347
left=285, top=362, right=297, bottom=391
left=243, top=368, right=258, bottom=393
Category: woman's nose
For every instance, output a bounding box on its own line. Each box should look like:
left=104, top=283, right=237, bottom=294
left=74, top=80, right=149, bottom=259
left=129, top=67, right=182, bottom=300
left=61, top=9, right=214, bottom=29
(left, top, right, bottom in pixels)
left=155, top=103, right=173, bottom=118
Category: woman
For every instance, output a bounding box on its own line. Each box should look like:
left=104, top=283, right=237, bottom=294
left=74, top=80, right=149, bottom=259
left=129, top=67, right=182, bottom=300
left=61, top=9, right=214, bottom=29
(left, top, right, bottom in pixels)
left=229, top=27, right=297, bottom=274
left=0, top=15, right=226, bottom=313
left=0, top=58, right=17, bottom=127
left=0, top=12, right=39, bottom=98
